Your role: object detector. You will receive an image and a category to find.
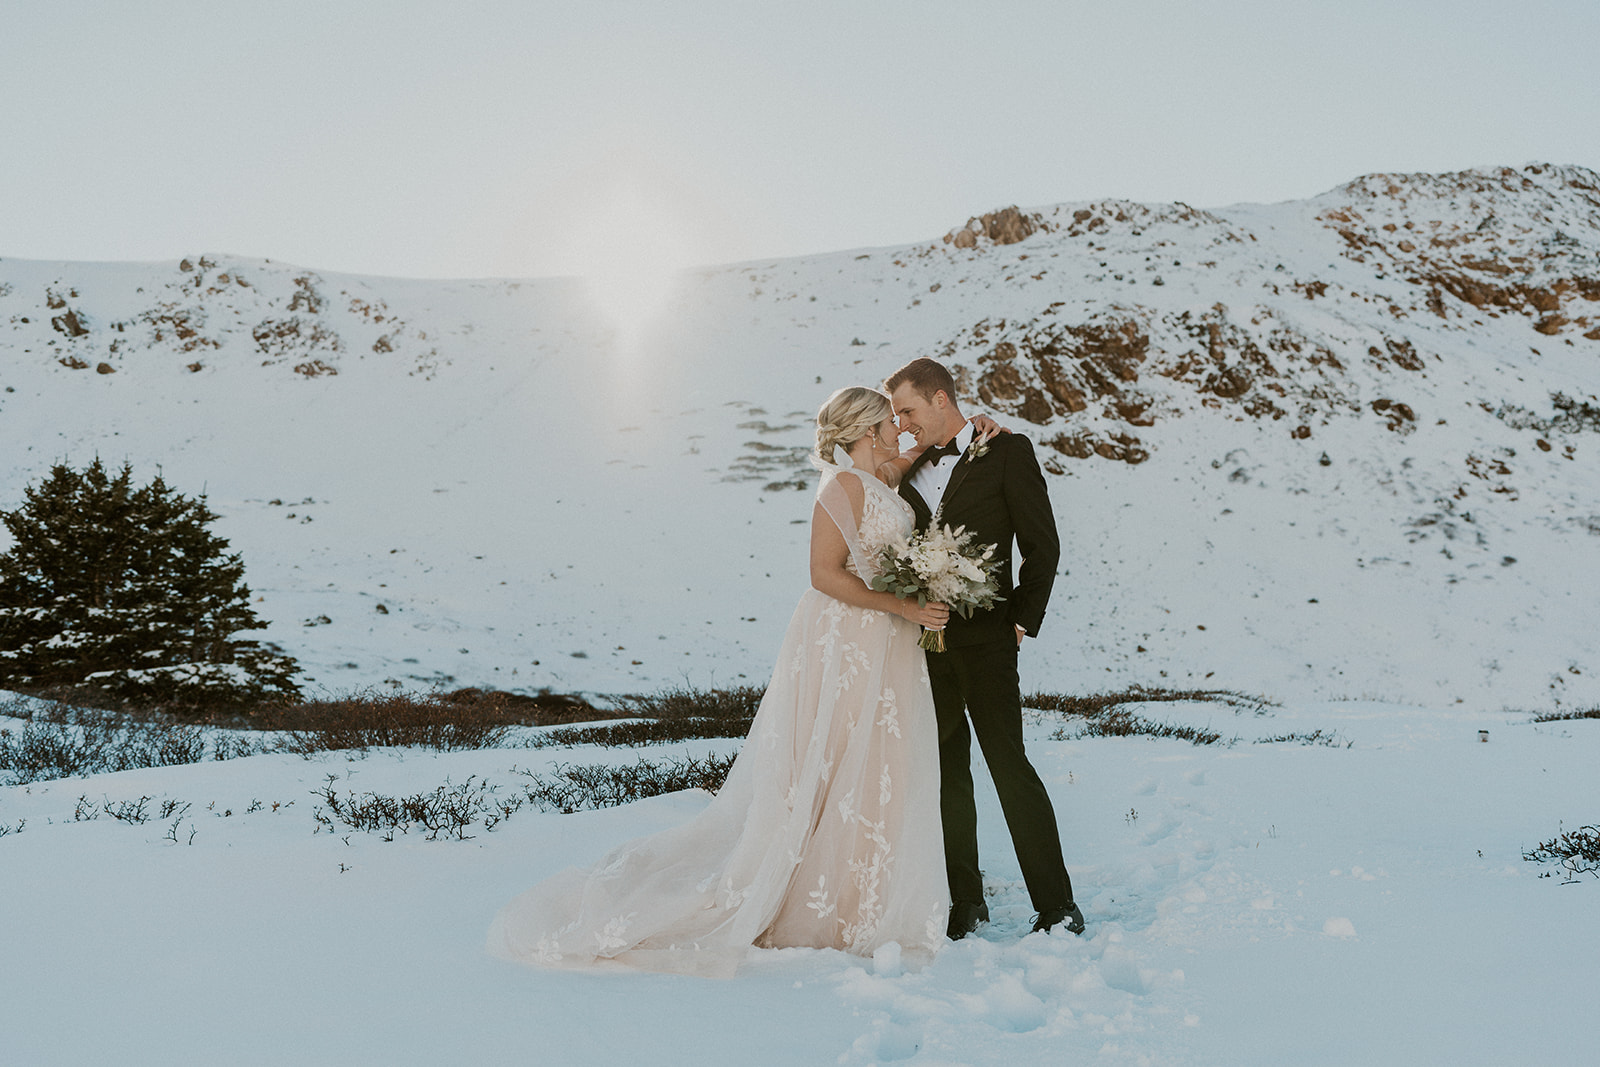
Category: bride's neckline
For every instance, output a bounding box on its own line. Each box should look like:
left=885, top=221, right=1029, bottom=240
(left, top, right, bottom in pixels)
left=816, top=459, right=890, bottom=490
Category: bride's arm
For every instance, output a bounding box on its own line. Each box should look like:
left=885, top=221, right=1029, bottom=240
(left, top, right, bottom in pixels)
left=874, top=447, right=925, bottom=489
left=809, top=483, right=949, bottom=629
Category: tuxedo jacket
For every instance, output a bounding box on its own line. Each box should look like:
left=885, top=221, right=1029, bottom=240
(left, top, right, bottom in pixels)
left=898, top=432, right=1061, bottom=648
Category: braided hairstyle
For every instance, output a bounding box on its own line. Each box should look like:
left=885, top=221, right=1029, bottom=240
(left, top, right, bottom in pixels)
left=814, top=386, right=892, bottom=465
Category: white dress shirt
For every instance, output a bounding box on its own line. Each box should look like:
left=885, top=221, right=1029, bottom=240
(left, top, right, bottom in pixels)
left=909, top=420, right=974, bottom=517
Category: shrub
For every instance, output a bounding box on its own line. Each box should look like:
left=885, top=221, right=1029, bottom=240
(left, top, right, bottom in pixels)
left=1531, top=707, right=1600, bottom=722
left=261, top=689, right=523, bottom=753
left=516, top=753, right=739, bottom=813
left=0, top=708, right=220, bottom=786
left=1029, top=686, right=1275, bottom=746
left=611, top=684, right=766, bottom=723
left=438, top=687, right=625, bottom=727
left=1524, top=824, right=1600, bottom=880
left=1052, top=708, right=1227, bottom=746
left=521, top=716, right=756, bottom=750
left=0, top=459, right=300, bottom=706
left=308, top=754, right=740, bottom=840
left=312, top=775, right=514, bottom=841
left=1255, top=729, right=1351, bottom=747
left=1025, top=685, right=1274, bottom=717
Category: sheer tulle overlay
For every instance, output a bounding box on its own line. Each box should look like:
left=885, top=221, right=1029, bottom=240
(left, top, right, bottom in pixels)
left=487, top=466, right=949, bottom=977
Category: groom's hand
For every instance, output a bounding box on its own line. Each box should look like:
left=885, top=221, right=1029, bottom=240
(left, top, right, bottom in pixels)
left=1015, top=624, right=1026, bottom=647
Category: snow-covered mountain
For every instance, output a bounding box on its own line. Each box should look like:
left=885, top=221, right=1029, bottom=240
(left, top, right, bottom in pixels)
left=2, top=162, right=1597, bottom=708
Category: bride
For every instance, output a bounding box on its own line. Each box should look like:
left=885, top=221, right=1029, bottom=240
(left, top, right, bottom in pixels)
left=487, top=387, right=970, bottom=977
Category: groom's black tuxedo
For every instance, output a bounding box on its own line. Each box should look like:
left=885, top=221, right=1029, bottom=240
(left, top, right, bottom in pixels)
left=898, top=432, right=1060, bottom=644
left=899, top=429, right=1075, bottom=918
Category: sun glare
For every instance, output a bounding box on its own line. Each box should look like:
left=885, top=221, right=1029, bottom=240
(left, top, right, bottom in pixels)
left=573, top=179, right=706, bottom=351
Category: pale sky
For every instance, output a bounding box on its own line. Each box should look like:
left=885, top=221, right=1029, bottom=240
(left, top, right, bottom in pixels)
left=3, top=1, right=1596, bottom=281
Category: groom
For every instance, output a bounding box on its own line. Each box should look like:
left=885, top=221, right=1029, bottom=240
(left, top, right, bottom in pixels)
left=885, top=357, right=1084, bottom=940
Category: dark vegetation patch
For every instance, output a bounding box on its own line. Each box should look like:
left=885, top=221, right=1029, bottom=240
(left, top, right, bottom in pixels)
left=1254, top=729, right=1353, bottom=748
left=1524, top=824, right=1600, bottom=881
left=1057, top=710, right=1226, bottom=746
left=1029, top=686, right=1278, bottom=747
left=0, top=698, right=254, bottom=786
left=515, top=753, right=738, bottom=813
left=310, top=753, right=740, bottom=840
left=261, top=690, right=525, bottom=753
left=521, top=716, right=755, bottom=749
left=1, top=685, right=755, bottom=786
left=1026, top=685, right=1274, bottom=717
left=521, top=685, right=765, bottom=749
left=313, top=775, right=514, bottom=841
left=611, top=684, right=765, bottom=722
left=1531, top=707, right=1600, bottom=723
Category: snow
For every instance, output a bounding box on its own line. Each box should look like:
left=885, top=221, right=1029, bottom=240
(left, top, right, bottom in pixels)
left=3, top=697, right=1596, bottom=1064
left=2, top=163, right=1599, bottom=1061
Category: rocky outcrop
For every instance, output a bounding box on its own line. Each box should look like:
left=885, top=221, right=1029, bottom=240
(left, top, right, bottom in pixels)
left=945, top=206, right=1043, bottom=248
left=946, top=304, right=1360, bottom=464
left=1315, top=164, right=1600, bottom=338
left=51, top=308, right=88, bottom=337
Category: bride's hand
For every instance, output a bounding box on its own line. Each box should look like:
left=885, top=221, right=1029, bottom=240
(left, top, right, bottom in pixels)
left=968, top=414, right=1010, bottom=441
left=900, top=599, right=950, bottom=630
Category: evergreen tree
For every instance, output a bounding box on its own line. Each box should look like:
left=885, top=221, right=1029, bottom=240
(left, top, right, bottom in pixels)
left=0, top=459, right=300, bottom=704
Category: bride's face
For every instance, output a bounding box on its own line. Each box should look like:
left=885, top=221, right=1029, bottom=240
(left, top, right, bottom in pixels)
left=870, top=416, right=900, bottom=462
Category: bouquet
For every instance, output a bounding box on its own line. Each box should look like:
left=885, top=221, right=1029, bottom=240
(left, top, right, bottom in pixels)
left=870, top=524, right=1004, bottom=652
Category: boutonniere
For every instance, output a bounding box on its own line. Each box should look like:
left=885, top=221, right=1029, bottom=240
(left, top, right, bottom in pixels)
left=964, top=429, right=997, bottom=462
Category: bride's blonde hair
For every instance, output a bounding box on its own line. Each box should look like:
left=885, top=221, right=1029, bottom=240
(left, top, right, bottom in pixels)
left=815, top=386, right=892, bottom=463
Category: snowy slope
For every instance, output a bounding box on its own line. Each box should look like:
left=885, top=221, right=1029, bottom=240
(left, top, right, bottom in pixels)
left=2, top=163, right=1597, bottom=708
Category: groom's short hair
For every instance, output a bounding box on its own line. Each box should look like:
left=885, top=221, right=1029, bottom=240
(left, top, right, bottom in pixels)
left=885, top=357, right=958, bottom=406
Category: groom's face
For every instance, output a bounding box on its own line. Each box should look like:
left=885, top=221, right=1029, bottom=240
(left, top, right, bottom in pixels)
left=890, top=383, right=947, bottom=448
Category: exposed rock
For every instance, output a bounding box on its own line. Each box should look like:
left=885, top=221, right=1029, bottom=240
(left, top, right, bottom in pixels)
left=141, top=305, right=218, bottom=353
left=944, top=206, right=1040, bottom=248
left=289, top=275, right=325, bottom=314
left=95, top=362, right=115, bottom=374
left=1371, top=398, right=1417, bottom=433
left=51, top=309, right=88, bottom=337
left=253, top=317, right=344, bottom=364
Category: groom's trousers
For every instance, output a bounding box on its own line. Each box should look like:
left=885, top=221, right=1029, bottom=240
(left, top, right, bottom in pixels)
left=928, top=639, right=1073, bottom=911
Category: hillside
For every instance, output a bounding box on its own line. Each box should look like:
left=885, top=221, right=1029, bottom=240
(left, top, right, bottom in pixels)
left=2, top=162, right=1597, bottom=708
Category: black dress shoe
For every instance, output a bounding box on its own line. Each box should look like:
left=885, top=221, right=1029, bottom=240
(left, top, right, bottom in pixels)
left=946, top=899, right=990, bottom=940
left=1031, top=901, right=1086, bottom=935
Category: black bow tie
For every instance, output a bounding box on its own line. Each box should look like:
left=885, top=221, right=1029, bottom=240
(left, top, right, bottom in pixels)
left=924, top=438, right=962, bottom=464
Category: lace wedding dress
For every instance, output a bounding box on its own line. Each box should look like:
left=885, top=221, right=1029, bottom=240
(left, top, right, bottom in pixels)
left=487, top=464, right=948, bottom=977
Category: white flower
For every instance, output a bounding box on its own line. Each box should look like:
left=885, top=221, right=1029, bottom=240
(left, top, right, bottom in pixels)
left=876, top=690, right=902, bottom=738
left=594, top=913, right=635, bottom=955
left=807, top=875, right=836, bottom=920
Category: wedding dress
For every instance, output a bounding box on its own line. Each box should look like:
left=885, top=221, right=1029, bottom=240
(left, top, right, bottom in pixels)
left=487, top=463, right=948, bottom=977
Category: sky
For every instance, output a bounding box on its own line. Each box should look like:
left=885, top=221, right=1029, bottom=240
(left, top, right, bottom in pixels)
left=3, top=1, right=1597, bottom=282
